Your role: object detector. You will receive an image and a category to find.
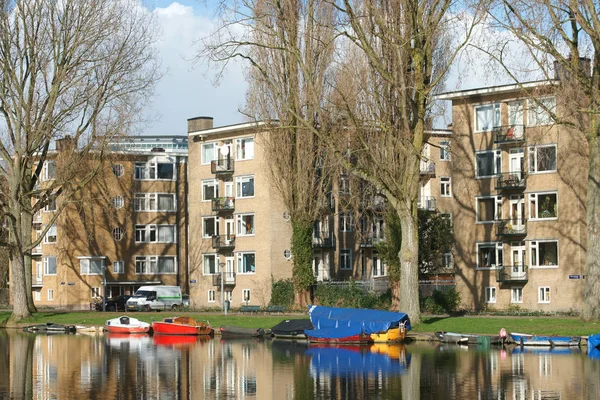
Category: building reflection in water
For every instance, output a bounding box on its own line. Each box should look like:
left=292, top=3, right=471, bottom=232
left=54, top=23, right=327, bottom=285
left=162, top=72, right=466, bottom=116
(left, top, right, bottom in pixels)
left=2, top=331, right=600, bottom=399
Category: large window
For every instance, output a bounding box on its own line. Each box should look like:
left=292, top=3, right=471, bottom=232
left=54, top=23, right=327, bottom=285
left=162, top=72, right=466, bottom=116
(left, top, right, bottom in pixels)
left=203, top=254, right=219, bottom=275
left=340, top=213, right=352, bottom=232
left=528, top=97, right=555, bottom=126
left=373, top=252, right=386, bottom=277
left=203, top=217, right=218, bottom=238
left=135, top=225, right=176, bottom=243
left=485, top=287, right=497, bottom=303
left=202, top=143, right=217, bottom=164
left=237, top=213, right=255, bottom=235
left=476, top=196, right=502, bottom=223
left=237, top=252, right=256, bottom=274
left=44, top=256, right=57, bottom=275
left=475, top=103, right=500, bottom=132
left=135, top=256, right=176, bottom=274
left=208, top=290, right=216, bottom=303
left=529, top=192, right=558, bottom=219
left=539, top=287, right=551, bottom=303
left=476, top=150, right=501, bottom=178
left=44, top=225, right=57, bottom=244
left=511, top=287, right=523, bottom=303
left=44, top=160, right=57, bottom=180
left=134, top=160, right=175, bottom=180
left=528, top=145, right=557, bottom=173
left=340, top=249, right=352, bottom=270
left=134, top=193, right=176, bottom=212
left=236, top=138, right=254, bottom=160
left=80, top=258, right=104, bottom=275
left=530, top=240, right=558, bottom=268
left=477, top=243, right=503, bottom=269
left=440, top=177, right=451, bottom=197
left=236, top=175, right=255, bottom=198
left=202, top=180, right=219, bottom=201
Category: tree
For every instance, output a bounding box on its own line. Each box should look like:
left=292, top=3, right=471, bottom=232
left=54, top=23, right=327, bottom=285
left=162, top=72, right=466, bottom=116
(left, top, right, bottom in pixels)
left=0, top=0, right=159, bottom=321
left=483, top=0, right=600, bottom=319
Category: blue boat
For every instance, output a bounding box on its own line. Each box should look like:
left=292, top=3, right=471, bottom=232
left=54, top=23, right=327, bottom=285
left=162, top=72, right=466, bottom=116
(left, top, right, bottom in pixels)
left=305, top=305, right=411, bottom=344
left=510, top=332, right=580, bottom=347
left=587, top=334, right=600, bottom=359
left=306, top=345, right=411, bottom=376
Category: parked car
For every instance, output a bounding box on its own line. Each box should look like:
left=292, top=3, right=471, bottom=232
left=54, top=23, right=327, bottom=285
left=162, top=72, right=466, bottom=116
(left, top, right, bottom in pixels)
left=96, top=295, right=131, bottom=312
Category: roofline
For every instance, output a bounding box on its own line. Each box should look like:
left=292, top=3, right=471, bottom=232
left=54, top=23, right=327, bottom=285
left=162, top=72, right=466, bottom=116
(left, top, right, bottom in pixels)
left=189, top=121, right=269, bottom=138
left=426, top=129, right=452, bottom=136
left=434, top=80, right=557, bottom=100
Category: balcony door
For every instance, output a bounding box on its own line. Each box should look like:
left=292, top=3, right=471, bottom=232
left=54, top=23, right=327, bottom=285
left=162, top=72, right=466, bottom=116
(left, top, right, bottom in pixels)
left=36, top=261, right=42, bottom=284
left=225, top=216, right=234, bottom=244
left=510, top=195, right=525, bottom=228
left=509, top=149, right=524, bottom=181
left=225, top=256, right=235, bottom=284
left=511, top=242, right=526, bottom=278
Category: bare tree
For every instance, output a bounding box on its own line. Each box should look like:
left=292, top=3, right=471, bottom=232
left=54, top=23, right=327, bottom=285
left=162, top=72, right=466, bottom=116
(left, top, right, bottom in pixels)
left=0, top=0, right=160, bottom=321
left=481, top=0, right=600, bottom=319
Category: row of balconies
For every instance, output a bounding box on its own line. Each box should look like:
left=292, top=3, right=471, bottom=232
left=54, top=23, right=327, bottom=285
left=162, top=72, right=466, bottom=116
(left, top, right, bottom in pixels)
left=495, top=265, right=528, bottom=283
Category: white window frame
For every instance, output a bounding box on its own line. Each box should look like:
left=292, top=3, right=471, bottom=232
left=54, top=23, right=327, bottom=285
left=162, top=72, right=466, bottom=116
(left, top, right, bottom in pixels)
left=203, top=254, right=219, bottom=275
left=112, top=195, right=124, bottom=209
left=528, top=97, right=555, bottom=126
left=44, top=225, right=57, bottom=244
left=442, top=253, right=453, bottom=269
left=34, top=289, right=41, bottom=301
left=43, top=256, right=57, bottom=276
left=236, top=175, right=255, bottom=198
left=48, top=289, right=54, bottom=301
left=475, top=150, right=502, bottom=178
left=236, top=252, right=256, bottom=274
left=208, top=290, right=216, bottom=303
left=134, top=193, right=177, bottom=212
left=135, top=255, right=177, bottom=274
left=528, top=144, right=557, bottom=174
left=529, top=240, right=559, bottom=269
left=372, top=252, right=386, bottom=277
left=135, top=225, right=176, bottom=243
left=538, top=286, right=551, bottom=303
left=202, top=180, right=219, bottom=201
left=439, top=140, right=451, bottom=161
left=440, top=177, right=451, bottom=197
left=112, top=164, right=124, bottom=178
left=235, top=138, right=254, bottom=161
left=339, top=213, right=352, bottom=232
left=113, top=261, right=124, bottom=274
left=242, top=289, right=251, bottom=303
left=485, top=287, right=497, bottom=303
left=340, top=249, right=352, bottom=270
left=476, top=196, right=502, bottom=224
left=511, top=287, right=523, bottom=304
left=202, top=217, right=218, bottom=238
left=528, top=192, right=558, bottom=220
left=236, top=213, right=255, bottom=236
left=79, top=257, right=105, bottom=275
left=91, top=287, right=102, bottom=299
left=44, top=160, right=57, bottom=181
left=476, top=242, right=503, bottom=270
left=474, top=103, right=501, bottom=132
left=134, top=159, right=175, bottom=181
left=202, top=142, right=217, bottom=165
left=44, top=197, right=56, bottom=212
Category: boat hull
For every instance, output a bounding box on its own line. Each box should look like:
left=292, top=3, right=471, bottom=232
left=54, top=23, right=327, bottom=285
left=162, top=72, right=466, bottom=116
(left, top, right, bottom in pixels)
left=510, top=332, right=580, bottom=347
left=220, top=326, right=265, bottom=337
left=152, top=317, right=214, bottom=336
left=435, top=331, right=505, bottom=346
left=105, top=316, right=151, bottom=334
left=307, top=334, right=371, bottom=344
left=371, top=326, right=407, bottom=343
left=106, top=325, right=150, bottom=334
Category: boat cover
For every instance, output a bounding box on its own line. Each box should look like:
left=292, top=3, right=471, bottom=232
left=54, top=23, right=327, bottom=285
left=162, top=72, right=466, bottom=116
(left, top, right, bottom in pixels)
left=306, top=346, right=411, bottom=376
left=305, top=305, right=411, bottom=339
left=271, top=319, right=314, bottom=334
left=588, top=334, right=600, bottom=358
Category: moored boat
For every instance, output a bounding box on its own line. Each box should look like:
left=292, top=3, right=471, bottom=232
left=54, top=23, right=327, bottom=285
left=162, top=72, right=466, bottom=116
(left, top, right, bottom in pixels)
left=105, top=316, right=151, bottom=334
left=371, top=325, right=407, bottom=343
left=435, top=331, right=505, bottom=346
left=220, top=325, right=266, bottom=337
left=271, top=319, right=314, bottom=339
left=23, top=322, right=77, bottom=334
left=152, top=316, right=214, bottom=336
left=306, top=330, right=371, bottom=344
left=510, top=332, right=580, bottom=347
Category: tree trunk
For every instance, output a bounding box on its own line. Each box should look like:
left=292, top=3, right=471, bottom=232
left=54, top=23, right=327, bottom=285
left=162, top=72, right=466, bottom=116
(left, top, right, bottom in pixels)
left=10, top=255, right=32, bottom=321
left=291, top=219, right=315, bottom=308
left=397, top=201, right=421, bottom=324
left=21, top=210, right=36, bottom=313
left=583, top=137, right=600, bottom=320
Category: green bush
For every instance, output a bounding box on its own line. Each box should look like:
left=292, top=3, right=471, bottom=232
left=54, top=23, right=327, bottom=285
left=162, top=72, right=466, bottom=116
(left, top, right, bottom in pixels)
left=313, top=281, right=392, bottom=310
left=421, top=287, right=461, bottom=314
left=270, top=279, right=294, bottom=306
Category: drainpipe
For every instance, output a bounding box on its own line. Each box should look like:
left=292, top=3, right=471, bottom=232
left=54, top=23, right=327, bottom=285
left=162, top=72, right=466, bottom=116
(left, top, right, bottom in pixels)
left=176, top=156, right=181, bottom=288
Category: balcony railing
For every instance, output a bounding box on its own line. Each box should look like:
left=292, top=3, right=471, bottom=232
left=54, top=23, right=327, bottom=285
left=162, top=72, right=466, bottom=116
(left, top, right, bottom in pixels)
left=212, top=235, right=236, bottom=250
left=493, top=125, right=526, bottom=144
left=210, top=158, right=234, bottom=174
left=495, top=172, right=527, bottom=191
left=32, top=277, right=43, bottom=287
left=420, top=161, right=435, bottom=176
left=211, top=197, right=235, bottom=212
left=496, top=219, right=527, bottom=237
left=32, top=245, right=42, bottom=255
left=312, top=231, right=335, bottom=248
left=33, top=212, right=42, bottom=224
left=212, top=272, right=236, bottom=287
left=360, top=195, right=385, bottom=211
left=360, top=234, right=385, bottom=247
left=418, top=196, right=437, bottom=211
left=496, top=265, right=529, bottom=283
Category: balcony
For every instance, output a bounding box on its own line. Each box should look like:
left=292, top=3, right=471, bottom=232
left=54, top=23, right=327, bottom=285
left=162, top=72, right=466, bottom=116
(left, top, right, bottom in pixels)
left=212, top=235, right=236, bottom=250
left=312, top=231, right=335, bottom=248
left=360, top=195, right=385, bottom=211
left=212, top=197, right=235, bottom=212
left=360, top=234, right=385, bottom=247
left=32, top=277, right=43, bottom=288
left=212, top=272, right=236, bottom=287
left=420, top=161, right=435, bottom=177
left=496, top=265, right=529, bottom=283
left=418, top=196, right=437, bottom=211
left=32, top=245, right=42, bottom=255
left=210, top=158, right=234, bottom=175
left=495, top=172, right=527, bottom=191
left=493, top=125, right=526, bottom=145
left=33, top=212, right=42, bottom=224
left=496, top=219, right=527, bottom=238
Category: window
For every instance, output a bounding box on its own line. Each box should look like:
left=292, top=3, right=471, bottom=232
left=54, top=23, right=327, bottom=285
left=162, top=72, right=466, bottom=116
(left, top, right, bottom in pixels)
left=373, top=252, right=386, bottom=277
left=208, top=290, right=216, bottom=303
left=440, top=177, right=451, bottom=197
left=339, top=174, right=350, bottom=195
left=202, top=180, right=219, bottom=201
left=442, top=253, right=453, bottom=269
left=202, top=143, right=217, bottom=164
left=134, top=160, right=175, bottom=180
left=236, top=138, right=254, bottom=160
left=112, top=195, right=124, bottom=209
left=340, top=213, right=352, bottom=232
left=511, top=287, right=523, bottom=303
left=34, top=289, right=41, bottom=301
left=48, top=289, right=54, bottom=301
left=44, top=256, right=57, bottom=275
left=441, top=212, right=453, bottom=228
left=530, top=240, right=558, bottom=268
left=135, top=256, right=176, bottom=274
left=440, top=140, right=451, bottom=161
left=224, top=291, right=232, bottom=301
left=237, top=214, right=255, bottom=236
left=134, top=193, right=176, bottom=212
left=237, top=252, right=256, bottom=274
left=539, top=286, right=551, bottom=303
left=44, top=160, right=57, bottom=180
left=508, top=101, right=524, bottom=126
left=112, top=164, right=124, bottom=178
left=91, top=287, right=102, bottom=299
left=283, top=249, right=292, bottom=260
left=113, top=261, right=124, bottom=274
left=44, top=225, right=57, bottom=244
left=340, top=249, right=352, bottom=270
left=529, top=192, right=558, bottom=219
left=242, top=289, right=251, bottom=303
left=112, top=227, right=124, bottom=241
left=476, top=150, right=501, bottom=178
left=135, top=225, right=176, bottom=243
left=476, top=196, right=502, bottom=223
left=203, top=254, right=219, bottom=275
left=44, top=197, right=56, bottom=212
left=236, top=175, right=254, bottom=198
left=203, top=217, right=218, bottom=238
left=80, top=258, right=104, bottom=275
left=475, top=103, right=500, bottom=132
left=528, top=97, right=555, bottom=126
left=528, top=145, right=557, bottom=173
left=477, top=243, right=503, bottom=269
left=485, top=287, right=497, bottom=303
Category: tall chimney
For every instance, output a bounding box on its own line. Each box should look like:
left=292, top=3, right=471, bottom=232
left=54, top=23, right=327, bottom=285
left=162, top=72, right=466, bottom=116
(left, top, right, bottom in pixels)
left=187, top=116, right=213, bottom=133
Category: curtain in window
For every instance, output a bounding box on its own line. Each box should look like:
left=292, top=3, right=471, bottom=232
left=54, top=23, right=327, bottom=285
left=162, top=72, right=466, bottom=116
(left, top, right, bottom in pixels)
left=477, top=153, right=494, bottom=176
left=159, top=257, right=175, bottom=273
left=158, top=226, right=175, bottom=242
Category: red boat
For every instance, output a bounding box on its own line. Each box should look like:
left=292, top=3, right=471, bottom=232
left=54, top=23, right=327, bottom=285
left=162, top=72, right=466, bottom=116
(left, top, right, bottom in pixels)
left=152, top=316, right=214, bottom=336
left=306, top=333, right=371, bottom=344
left=105, top=316, right=151, bottom=334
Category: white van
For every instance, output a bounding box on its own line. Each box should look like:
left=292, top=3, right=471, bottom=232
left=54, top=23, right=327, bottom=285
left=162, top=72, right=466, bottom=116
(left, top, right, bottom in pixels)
left=126, top=286, right=182, bottom=311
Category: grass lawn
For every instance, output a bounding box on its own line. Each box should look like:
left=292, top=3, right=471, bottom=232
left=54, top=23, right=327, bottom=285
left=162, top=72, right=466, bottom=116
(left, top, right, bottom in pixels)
left=2, top=310, right=600, bottom=336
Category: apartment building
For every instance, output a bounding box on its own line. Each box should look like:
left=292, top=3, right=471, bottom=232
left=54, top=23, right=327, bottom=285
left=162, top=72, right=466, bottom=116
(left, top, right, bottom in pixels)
left=438, top=80, right=588, bottom=312
left=31, top=136, right=188, bottom=310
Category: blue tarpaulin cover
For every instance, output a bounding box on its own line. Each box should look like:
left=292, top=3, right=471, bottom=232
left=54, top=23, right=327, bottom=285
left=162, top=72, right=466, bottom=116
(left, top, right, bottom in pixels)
left=304, top=305, right=411, bottom=339
left=588, top=334, right=600, bottom=359
left=306, top=346, right=411, bottom=376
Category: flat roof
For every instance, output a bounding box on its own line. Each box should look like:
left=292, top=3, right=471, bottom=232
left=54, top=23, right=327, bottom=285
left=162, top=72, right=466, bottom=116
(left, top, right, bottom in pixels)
left=189, top=121, right=269, bottom=139
left=434, top=80, right=556, bottom=100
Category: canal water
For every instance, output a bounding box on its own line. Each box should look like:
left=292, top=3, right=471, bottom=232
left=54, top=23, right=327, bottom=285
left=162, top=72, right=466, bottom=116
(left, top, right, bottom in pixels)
left=1, top=330, right=599, bottom=399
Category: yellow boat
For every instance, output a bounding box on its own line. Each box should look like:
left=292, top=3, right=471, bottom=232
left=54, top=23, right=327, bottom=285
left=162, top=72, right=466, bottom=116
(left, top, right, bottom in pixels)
left=370, top=324, right=407, bottom=343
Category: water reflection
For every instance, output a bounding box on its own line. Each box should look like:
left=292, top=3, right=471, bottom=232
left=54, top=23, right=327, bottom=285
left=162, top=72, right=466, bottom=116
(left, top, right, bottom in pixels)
left=2, top=331, right=600, bottom=399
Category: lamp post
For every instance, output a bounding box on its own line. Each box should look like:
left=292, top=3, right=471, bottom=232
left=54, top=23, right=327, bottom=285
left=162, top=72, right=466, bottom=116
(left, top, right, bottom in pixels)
left=219, top=262, right=227, bottom=315
left=102, top=264, right=107, bottom=312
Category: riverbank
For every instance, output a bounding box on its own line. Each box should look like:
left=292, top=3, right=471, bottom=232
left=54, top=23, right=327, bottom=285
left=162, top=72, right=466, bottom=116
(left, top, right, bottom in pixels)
left=2, top=310, right=600, bottom=337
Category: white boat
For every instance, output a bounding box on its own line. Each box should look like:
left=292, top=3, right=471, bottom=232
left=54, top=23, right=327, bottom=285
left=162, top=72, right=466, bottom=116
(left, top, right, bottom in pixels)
left=105, top=316, right=151, bottom=334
